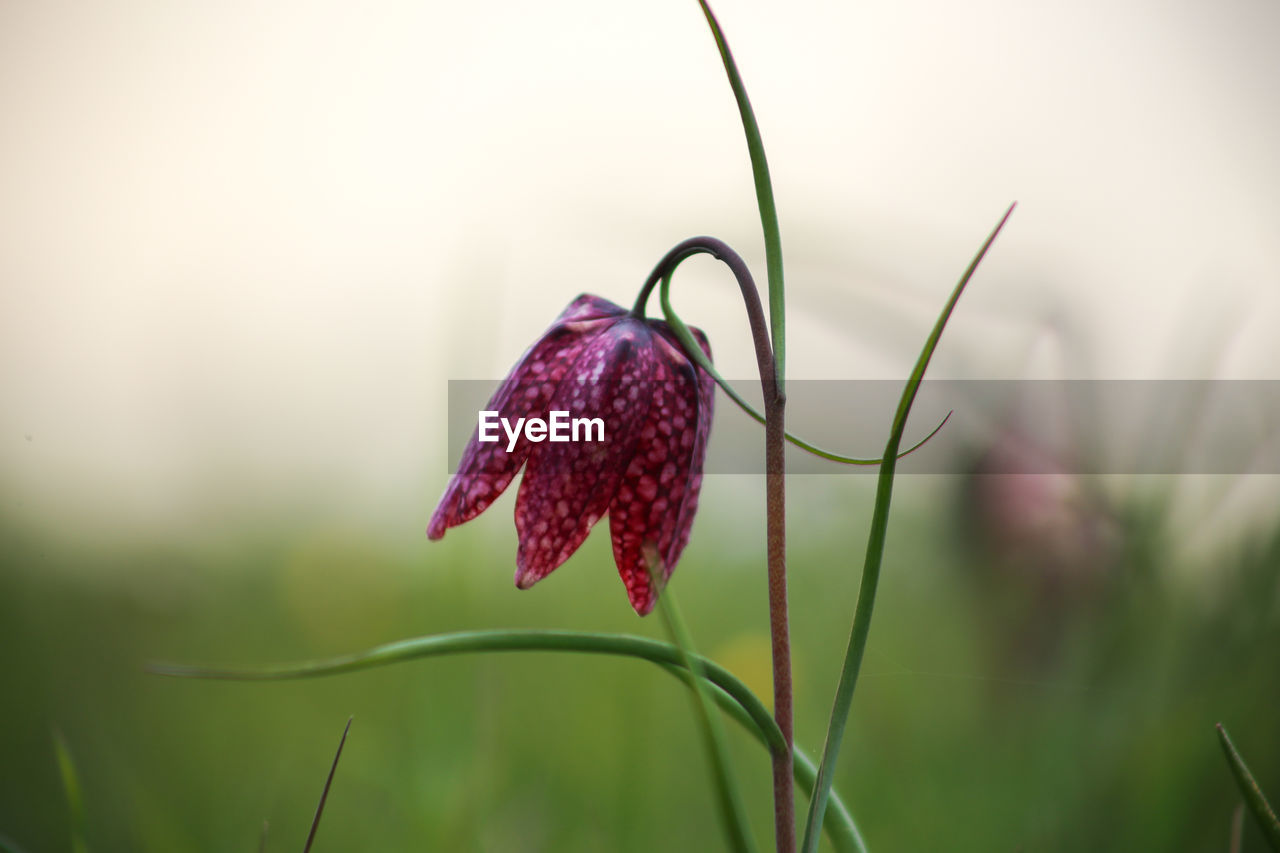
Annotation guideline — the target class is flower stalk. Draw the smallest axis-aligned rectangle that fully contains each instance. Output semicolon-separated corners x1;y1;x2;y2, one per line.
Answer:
690;3;793;843
764;375;792;852
635;234;793;851
691;1;793;843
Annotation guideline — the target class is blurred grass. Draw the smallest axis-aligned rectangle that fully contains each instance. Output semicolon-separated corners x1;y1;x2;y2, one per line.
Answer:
1;478;1278;851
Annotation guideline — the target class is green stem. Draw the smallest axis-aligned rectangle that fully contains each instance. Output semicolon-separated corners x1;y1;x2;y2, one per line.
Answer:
1217;723;1280;850
633;232;793;851
657;588;759;853
660;665;866;853
692;5;789;844
152;629;865;851
800;204;1016;853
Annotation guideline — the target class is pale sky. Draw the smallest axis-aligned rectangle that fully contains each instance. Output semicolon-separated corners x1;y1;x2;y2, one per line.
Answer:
2;0;1278;544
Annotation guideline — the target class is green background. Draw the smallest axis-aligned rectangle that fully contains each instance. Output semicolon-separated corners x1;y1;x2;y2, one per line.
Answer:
3;474;1276;851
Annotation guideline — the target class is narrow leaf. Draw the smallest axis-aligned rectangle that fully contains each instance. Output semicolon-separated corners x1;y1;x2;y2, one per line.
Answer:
152;628;863;851
52;729;88;853
303;717;353;853
659;261;952;465
150;629;780;742
1217;723;1280;850
801;204;1016;853
697;0;786;391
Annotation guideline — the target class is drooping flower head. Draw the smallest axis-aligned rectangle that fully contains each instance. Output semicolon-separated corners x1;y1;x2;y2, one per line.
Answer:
428;294;714;615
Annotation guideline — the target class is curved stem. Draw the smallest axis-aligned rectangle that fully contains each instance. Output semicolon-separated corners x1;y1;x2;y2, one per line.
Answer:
675;4;790;846
153;629;865;852
633;237;775;399
636;235;793;853
695;0;786;393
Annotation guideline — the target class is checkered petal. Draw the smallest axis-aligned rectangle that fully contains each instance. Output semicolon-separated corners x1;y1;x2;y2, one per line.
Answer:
512;320;657;589
427;295;626;540
608;324;714;614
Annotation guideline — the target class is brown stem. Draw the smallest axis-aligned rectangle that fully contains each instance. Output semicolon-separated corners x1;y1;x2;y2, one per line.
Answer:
637;236;793;851
764;379;791;852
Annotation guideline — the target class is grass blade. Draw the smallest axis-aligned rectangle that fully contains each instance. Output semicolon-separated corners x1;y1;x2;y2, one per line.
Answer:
52;729;88;853
150;629;781;744
1217;723;1280;850
303;717;352;853
800;204;1016;853
153;628;865;851
696;0;786;391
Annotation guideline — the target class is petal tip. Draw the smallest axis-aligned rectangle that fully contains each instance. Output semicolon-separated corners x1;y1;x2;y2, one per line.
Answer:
629;594;657;617
426;509;449;540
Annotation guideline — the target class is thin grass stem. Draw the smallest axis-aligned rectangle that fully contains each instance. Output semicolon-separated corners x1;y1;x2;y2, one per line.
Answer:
656;588;759;853
303;717;352;853
1217;723;1280;850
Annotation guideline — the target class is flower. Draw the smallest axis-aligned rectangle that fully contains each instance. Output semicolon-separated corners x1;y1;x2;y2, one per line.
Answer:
428;294;715;615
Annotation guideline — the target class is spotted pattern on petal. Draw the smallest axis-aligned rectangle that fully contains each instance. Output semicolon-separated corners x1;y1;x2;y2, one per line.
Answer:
654;323;715;573
427;291;716;618
513;319;656;589
427;295;627;540
609;323;714;615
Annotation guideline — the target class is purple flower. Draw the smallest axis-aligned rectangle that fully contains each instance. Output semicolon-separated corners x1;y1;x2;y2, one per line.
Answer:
428;294;715;615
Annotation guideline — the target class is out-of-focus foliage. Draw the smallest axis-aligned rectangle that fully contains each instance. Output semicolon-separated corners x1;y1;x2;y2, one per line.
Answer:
1;481;1277;851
